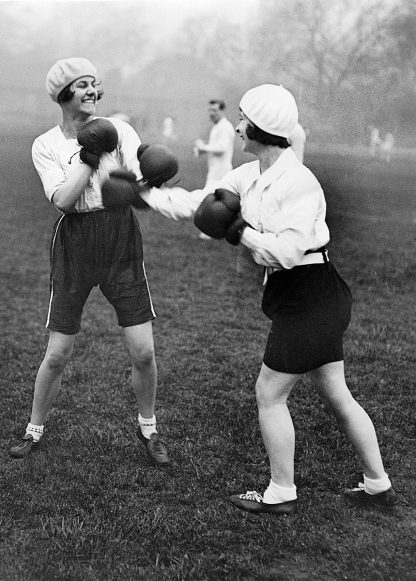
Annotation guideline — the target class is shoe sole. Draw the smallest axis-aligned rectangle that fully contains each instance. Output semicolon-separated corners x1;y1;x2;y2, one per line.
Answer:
343;488;399;508
230;497;297;515
9;444;38;459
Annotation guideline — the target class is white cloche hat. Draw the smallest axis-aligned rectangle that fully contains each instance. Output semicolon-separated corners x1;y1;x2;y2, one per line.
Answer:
240;84;298;138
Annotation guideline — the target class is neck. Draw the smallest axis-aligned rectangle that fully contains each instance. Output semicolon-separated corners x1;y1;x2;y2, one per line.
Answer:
257;146;284;173
60;110;95;139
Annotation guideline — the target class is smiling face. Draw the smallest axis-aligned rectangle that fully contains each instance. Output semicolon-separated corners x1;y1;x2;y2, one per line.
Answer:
236;109;258;155
62;75;98;118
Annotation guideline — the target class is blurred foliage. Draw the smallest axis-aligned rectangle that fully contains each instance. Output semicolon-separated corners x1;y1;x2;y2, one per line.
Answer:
0;0;415;145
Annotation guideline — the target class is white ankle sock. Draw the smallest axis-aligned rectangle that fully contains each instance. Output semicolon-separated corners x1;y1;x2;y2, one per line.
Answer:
263;479;297;504
138;414;157;439
363;473;391;495
26;423;44;442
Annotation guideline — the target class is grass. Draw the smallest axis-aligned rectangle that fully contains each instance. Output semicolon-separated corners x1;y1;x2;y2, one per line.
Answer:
0;137;415;580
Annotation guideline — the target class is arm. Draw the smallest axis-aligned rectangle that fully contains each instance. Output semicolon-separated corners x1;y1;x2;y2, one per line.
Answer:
229;182;329;270
52;165;94;212
56;119;118;212
32;137;94;213
195;123;235;156
195;138;228;155
140;187;209;220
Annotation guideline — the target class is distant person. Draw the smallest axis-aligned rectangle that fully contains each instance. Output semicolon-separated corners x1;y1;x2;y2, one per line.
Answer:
161;116;177;144
194;99;235;239
380;132;395;163
108;84;398;514
288;122;307;162
369;127;382;157
194;99;235;189
9;57;171;467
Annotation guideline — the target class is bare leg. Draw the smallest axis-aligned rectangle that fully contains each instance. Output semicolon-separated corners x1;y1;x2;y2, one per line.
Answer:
30;331;76;425
123;322;157;418
308;361;386;479
256;363;300;487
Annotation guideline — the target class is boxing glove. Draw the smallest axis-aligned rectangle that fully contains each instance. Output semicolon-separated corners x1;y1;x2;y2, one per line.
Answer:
137;143;179;187
101;170;149;209
225;214;249;245
194;190;241;239
214;188;241;213
78;118;119;169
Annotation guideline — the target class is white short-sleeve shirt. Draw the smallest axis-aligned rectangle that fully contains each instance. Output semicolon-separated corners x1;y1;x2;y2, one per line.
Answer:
32;117;142;213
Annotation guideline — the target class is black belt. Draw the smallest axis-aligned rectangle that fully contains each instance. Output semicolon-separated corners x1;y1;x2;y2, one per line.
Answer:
305;246;328;262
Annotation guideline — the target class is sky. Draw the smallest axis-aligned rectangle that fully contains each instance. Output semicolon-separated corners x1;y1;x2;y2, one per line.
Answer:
0;0;258;24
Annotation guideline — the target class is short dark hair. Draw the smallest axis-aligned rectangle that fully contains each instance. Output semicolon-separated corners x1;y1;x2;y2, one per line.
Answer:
58;81;104;104
246;122;290;147
209;99;225;110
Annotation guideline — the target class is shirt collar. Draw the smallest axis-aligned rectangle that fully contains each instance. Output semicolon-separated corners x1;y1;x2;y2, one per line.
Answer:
252;147;298;193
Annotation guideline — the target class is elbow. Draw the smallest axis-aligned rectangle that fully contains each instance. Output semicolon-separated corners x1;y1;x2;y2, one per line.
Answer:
51;194;73;213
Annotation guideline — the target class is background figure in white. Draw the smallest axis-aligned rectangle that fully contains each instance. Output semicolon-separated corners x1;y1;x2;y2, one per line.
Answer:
380;132;395;163
370;127;382;157
194;99;236;238
288;122;307;163
162;116;177;144
194;99;235;190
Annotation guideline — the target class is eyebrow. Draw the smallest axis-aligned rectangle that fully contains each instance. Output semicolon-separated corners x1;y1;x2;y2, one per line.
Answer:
75;78;96;85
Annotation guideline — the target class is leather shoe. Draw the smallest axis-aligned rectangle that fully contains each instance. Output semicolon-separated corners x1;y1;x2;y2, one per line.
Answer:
230;490;297;515
344;484;398;507
137;430;171;466
9;434;39;459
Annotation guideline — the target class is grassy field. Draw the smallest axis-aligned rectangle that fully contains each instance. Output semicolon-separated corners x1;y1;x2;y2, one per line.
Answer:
0;137;415;581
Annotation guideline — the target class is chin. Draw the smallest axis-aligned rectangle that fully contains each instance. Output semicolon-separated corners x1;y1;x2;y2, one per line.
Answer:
82;105;96;115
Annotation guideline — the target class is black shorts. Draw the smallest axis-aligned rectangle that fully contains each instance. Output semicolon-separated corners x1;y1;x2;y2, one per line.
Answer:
47;207;155;335
262;263;352;374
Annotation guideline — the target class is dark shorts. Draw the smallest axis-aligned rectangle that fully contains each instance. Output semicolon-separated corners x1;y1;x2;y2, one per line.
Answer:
47;207;155;335
262;263;352;374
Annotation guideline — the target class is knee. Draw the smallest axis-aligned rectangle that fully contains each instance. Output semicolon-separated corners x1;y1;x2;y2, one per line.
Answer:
255;375;284;408
131;345;156;370
44;348;72;373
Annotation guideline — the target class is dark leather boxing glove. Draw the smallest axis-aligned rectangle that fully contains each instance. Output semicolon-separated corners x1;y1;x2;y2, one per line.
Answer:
225;213;249;245
137;143;179;187
214;188;241;213
101;170;149;209
78;118;119;169
193;189;241;239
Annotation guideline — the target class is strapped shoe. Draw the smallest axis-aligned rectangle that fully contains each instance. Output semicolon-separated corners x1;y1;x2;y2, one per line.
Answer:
137;430;171;466
344;483;399;507
9;434;39;459
230;490;297;515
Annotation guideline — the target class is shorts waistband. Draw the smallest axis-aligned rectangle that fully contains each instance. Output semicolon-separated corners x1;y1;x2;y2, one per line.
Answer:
298;249;329;266
264;249;329;281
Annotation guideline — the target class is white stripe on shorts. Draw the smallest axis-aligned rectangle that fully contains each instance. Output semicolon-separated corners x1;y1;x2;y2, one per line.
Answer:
45;215;65;328
142;260;156;318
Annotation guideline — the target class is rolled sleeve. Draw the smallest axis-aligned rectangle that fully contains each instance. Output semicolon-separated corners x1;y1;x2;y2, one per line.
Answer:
140;187;209;220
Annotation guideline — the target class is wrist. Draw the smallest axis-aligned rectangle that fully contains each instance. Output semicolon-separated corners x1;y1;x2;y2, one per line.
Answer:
132;180;150;209
79;148;101;170
226;216;248;246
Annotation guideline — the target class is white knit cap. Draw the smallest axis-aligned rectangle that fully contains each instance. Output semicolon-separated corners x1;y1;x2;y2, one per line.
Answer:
46;57;97;102
239;84;298;138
